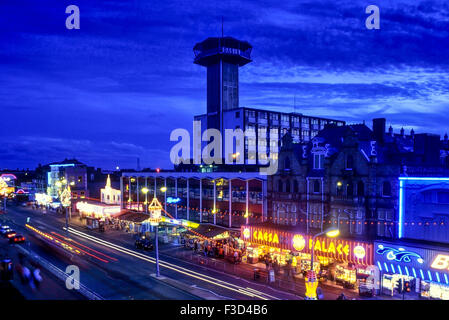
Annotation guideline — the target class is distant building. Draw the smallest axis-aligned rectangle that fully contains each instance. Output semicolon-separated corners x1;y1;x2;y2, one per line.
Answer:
46;159;88;199
101;175;121;205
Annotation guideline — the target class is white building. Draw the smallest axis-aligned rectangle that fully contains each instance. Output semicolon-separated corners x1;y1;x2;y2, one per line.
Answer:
101;175;121;205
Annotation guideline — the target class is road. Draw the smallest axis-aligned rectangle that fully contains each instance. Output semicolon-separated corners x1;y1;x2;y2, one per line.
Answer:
1;204;300;300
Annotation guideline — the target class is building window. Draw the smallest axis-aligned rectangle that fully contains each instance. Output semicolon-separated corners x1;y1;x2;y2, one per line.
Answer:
382;181;392;197
313;180;320;193
284;157;291;170
357;181;365;197
346;155;354;170
235;111;240;118
347;182;354;197
278;180;284;192
78;176;83;183
313;154;324;170
286;181;291;193
293;180;299;193
437;191;449;204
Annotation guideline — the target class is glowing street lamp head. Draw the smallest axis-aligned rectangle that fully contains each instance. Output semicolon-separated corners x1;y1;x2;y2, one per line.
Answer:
325;229;340;238
141;187;149;194
160;187;167;193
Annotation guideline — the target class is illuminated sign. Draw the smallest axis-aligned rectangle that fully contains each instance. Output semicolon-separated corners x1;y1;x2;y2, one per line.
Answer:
241;225;373;265
253;230;279;244
293;234;305;251
166;197;182;204
376;244;424;264
354;245;366;259
431;255;449;271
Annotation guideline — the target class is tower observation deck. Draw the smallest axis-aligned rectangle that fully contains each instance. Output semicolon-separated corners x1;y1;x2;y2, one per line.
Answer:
194;37;252;133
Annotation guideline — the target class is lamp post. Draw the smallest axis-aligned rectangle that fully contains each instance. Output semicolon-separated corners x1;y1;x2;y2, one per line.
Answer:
148;190;162;278
142;187;149;213
305;227;340;300
61;185;72;230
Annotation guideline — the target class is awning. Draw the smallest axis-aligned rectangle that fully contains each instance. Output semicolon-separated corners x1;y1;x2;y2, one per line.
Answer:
183;224;230;239
117;211;151;224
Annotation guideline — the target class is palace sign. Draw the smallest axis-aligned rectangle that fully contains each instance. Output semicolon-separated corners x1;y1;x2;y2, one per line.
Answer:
241;225;373;266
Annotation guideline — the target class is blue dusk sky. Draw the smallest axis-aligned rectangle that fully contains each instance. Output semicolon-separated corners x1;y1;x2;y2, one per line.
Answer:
1;0;449;170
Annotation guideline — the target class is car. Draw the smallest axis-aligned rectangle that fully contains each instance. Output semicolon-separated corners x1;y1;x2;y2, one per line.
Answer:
4;230;17;239
9;234;25;244
0;225;11;231
135;238;154;251
0;228;13;236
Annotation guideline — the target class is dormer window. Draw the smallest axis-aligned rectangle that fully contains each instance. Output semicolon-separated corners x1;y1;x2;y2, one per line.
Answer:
346;155;354;170
284;157;291;170
313;154;324;170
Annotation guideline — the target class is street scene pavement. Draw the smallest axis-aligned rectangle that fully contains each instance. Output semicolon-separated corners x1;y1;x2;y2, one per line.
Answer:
0;204;409;300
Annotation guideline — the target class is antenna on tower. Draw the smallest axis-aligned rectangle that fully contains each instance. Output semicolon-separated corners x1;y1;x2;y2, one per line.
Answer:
293;94;297;113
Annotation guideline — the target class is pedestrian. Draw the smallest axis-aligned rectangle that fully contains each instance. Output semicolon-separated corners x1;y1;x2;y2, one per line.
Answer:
32;268;42;289
234;250;238;264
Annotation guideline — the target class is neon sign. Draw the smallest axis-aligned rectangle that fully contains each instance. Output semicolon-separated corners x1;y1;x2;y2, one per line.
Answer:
253;230;279;244
166;197;181;204
354;245;366;259
242;225;373;265
431;254;449;271
376;244;424;264
293;234;305;251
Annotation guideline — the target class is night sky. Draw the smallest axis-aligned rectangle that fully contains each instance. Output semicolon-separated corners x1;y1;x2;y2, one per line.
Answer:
1;0;449;170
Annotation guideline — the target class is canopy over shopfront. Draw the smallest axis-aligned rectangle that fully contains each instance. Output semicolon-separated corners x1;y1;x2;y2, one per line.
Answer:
76;200;122;219
241;224;373;266
183;224;234;240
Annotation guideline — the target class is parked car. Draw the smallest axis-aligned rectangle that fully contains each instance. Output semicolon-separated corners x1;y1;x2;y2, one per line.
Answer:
135;238;154;251
9;234;25;244
4;230;17;239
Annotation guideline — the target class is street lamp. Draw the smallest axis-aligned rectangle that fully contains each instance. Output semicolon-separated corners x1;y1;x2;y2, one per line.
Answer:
305;227;340;300
310;227;340;274
61;185;72;230
141;187;149;213
148;190;162;278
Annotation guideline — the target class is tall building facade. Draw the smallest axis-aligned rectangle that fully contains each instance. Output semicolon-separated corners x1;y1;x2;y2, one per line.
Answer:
193;36;345;166
268;118;449;240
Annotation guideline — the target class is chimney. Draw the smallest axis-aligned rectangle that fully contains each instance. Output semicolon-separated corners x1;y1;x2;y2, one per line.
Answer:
410;128;415;138
388;125;393;136
373;118;386;144
400;127;405;137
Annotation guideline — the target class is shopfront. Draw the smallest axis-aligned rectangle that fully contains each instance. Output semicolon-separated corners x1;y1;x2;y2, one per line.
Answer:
375;241;449;300
241;225;377;294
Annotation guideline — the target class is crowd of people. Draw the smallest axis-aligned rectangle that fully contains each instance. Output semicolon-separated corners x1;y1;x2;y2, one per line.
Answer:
181;235;246;264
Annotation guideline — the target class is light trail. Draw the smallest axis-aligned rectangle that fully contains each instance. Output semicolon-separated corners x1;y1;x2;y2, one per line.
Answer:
26;224;109;263
66;227;279;300
50;231;118;262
